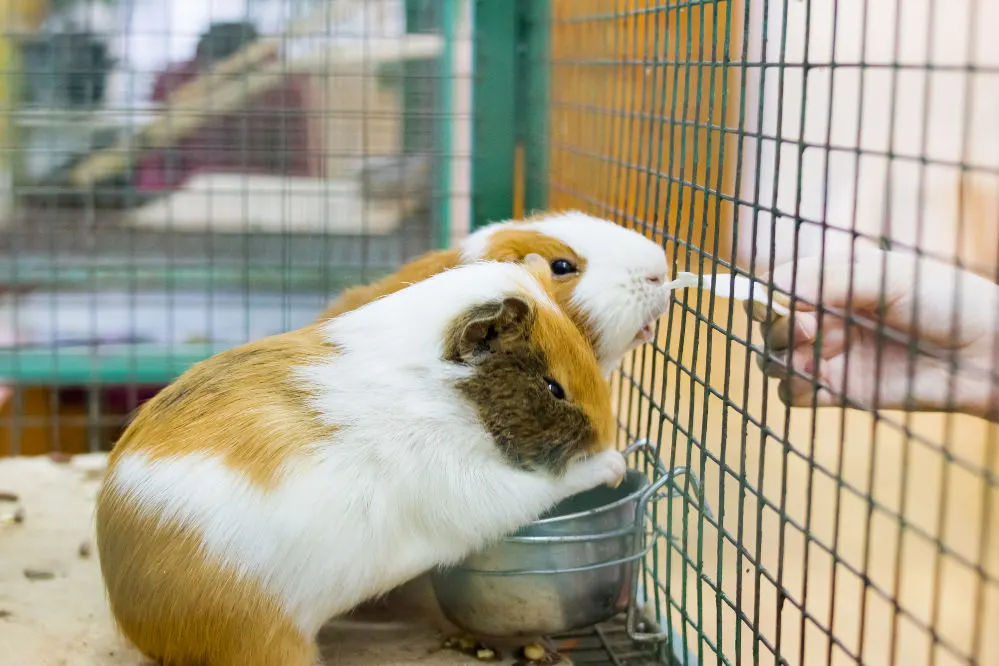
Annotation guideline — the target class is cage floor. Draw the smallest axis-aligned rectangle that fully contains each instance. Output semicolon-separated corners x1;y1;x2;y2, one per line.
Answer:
0;453;667;666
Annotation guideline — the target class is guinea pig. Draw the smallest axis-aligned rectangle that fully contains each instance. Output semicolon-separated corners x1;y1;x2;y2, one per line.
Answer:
94;257;626;666
320;210;670;376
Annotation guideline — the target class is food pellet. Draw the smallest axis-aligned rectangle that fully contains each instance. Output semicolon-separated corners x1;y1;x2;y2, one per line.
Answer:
475;648;496;661
23;568;55;581
523;644;547;661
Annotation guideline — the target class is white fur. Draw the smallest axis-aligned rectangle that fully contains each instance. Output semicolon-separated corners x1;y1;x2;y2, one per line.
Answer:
461;211;670;374
105;261;624;638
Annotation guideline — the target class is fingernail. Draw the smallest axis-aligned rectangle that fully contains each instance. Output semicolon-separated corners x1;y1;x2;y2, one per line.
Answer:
794;316;817;343
778;380;792;405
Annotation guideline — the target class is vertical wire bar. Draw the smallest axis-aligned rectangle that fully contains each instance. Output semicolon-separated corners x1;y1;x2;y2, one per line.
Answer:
855;0;905;656
677;6;707;662
928;0;975;661
125;0;140;452
825;0;871;662
687;1;719;661
789;0;824;662
436;0;458;249
887;0;933;663
693;0;739;659
613;5;643;583
767;0;799;661
641;5;677;646
596;1;622;218
609;1;634;228
627;5;658;491
358;3;371;289
438;0;457;247
971;12;999;645
631;4;669;651
730;0;761;659
748;0;793;659
663;0;694;658
743;0;778;653
635;2;663;443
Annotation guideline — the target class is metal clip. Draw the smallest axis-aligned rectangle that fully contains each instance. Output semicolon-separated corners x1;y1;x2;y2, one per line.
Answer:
623;439;714;644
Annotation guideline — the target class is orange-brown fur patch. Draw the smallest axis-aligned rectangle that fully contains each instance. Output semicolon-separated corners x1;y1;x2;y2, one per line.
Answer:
528;300;615;454
110;324;338;489
520;256;614;451
96;485;316;666
484;228;599;352
319;248;463;320
315;222;599;352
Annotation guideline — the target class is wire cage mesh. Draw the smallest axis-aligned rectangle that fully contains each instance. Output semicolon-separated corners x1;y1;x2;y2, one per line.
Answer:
0;0;997;665
0;0;472;456
542;1;999;665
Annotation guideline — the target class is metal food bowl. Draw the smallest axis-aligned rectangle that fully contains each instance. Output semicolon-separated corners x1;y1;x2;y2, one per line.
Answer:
430;469;653;638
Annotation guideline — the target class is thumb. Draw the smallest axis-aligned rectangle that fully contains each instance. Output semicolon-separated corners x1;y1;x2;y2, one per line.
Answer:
766;250;900;316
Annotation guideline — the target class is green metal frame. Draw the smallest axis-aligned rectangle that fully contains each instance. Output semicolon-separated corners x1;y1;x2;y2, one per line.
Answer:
471;0;517;229
519;0;551;216
470;0;551;231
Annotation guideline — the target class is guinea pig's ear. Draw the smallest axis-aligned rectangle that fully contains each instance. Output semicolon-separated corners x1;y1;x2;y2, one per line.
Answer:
522;253;553;289
446;296;534;363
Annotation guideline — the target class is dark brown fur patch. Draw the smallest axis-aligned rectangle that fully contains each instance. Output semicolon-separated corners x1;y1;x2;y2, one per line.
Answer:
445;292;612;475
454;345;596;474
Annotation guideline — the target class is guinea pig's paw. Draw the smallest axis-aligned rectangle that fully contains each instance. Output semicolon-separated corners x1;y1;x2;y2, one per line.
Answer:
593;449;628;488
562;449;627;494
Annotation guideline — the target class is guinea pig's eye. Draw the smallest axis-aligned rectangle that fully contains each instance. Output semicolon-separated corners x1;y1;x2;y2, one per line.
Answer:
544;377;566;400
550;259;578;276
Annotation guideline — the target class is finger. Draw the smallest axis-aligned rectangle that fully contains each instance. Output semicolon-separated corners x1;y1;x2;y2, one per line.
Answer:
788;324;849;364
763;312;819;352
766;250;903;316
757;347;791;380
777;375;839;408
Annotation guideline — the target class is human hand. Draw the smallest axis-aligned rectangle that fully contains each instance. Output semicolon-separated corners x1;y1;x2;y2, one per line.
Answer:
748;250;999;421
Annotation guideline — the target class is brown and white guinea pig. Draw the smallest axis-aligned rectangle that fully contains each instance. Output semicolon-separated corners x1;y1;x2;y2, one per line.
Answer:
320;210;670;376
94;257;626;666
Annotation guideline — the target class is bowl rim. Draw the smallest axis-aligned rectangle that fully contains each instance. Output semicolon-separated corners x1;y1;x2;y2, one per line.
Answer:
432;547;646;577
502;523;646;544
527;468;651;527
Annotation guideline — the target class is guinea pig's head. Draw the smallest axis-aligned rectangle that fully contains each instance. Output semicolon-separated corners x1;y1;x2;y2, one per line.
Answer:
443;259;615;475
461;210;669;374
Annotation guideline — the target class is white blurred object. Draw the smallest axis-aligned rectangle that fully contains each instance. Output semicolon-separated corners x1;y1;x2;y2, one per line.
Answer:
109;0;407;107
736;0;999;278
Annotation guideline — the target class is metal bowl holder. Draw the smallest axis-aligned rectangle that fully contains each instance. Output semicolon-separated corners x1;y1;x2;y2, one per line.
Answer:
454;438;712;646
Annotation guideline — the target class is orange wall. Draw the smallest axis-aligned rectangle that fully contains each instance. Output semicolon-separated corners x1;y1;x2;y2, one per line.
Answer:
548;0;741;271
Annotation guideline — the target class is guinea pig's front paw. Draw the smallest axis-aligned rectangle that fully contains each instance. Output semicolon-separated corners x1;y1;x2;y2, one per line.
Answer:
561;449;627;495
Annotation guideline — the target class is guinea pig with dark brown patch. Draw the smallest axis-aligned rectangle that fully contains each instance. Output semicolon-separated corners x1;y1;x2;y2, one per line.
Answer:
320;210;671;376
94;257;625;666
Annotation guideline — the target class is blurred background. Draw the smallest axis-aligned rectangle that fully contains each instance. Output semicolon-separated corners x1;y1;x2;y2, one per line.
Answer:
0;0;472;456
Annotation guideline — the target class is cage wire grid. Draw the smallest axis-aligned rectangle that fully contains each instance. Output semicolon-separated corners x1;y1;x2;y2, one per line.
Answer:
0;0;470;453
536;1;999;666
